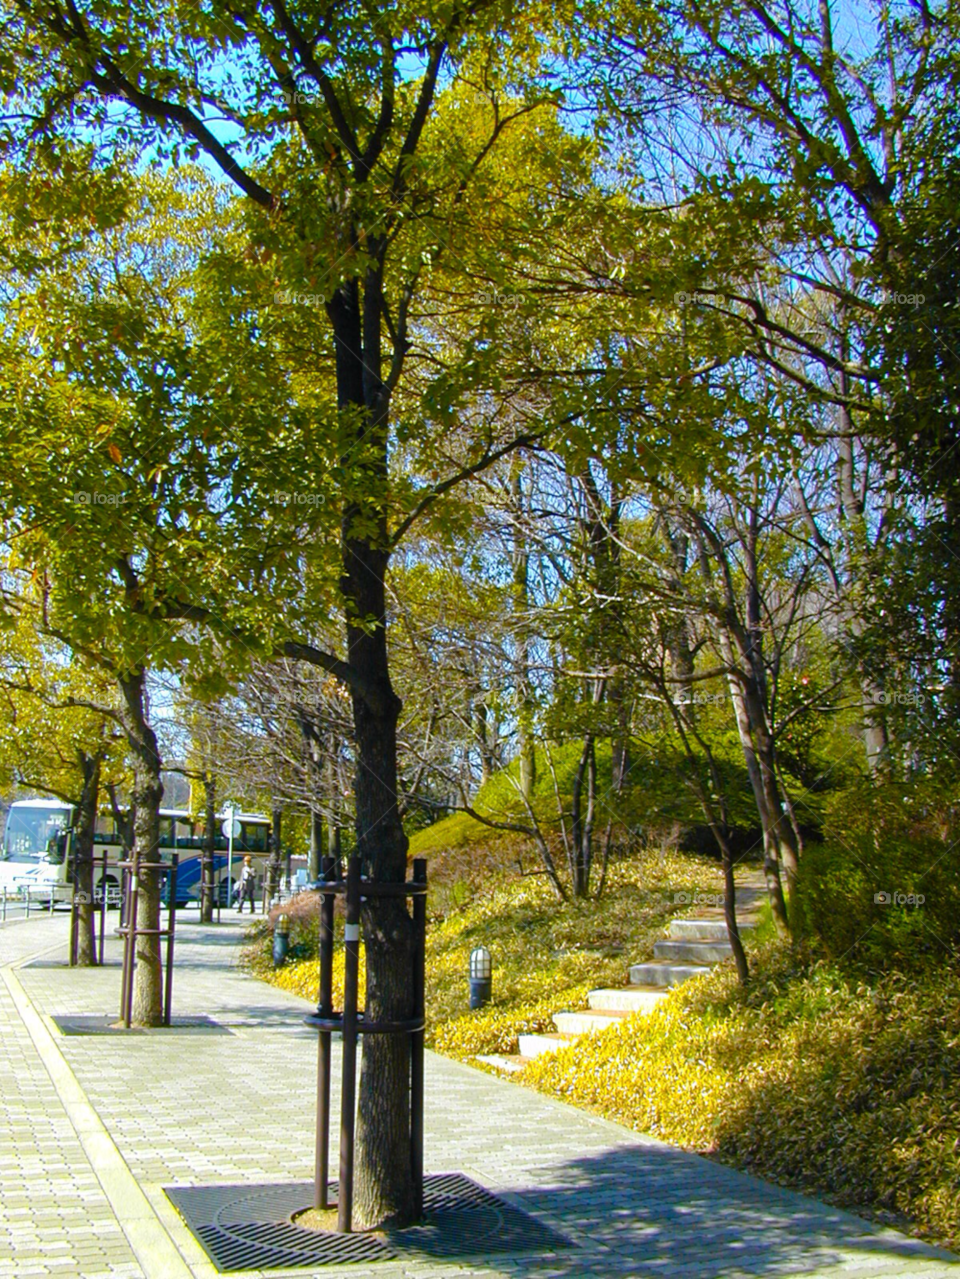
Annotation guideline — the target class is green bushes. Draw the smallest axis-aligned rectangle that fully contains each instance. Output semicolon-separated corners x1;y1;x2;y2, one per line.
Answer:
524;942;960;1250
250;844;728;1057
796;780;960;964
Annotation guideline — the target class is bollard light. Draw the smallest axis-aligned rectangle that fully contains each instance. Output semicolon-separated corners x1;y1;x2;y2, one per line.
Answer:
273;913;291;968
469;944;492;1009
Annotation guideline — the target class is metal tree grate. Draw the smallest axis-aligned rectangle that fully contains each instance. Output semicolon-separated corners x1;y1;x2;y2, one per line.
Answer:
52;1014;228;1035
165;1174;573;1272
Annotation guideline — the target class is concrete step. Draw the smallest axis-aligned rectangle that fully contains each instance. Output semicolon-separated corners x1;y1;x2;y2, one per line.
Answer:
654;939;734;964
553;1009;629;1036
517;1032;573;1059
628;960;713;988
588;987;670;1014
476;1053;528;1074
668;918;755;943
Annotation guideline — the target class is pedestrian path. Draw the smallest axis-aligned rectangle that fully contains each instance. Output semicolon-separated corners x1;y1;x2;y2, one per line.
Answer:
1;911;958;1278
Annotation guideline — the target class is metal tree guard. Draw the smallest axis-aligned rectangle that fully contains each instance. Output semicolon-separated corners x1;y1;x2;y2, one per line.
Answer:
68;843;108;967
117;853;180;1027
305;853;427;1232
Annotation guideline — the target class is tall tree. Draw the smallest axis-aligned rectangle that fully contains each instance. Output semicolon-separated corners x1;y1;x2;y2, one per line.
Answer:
0;8;575;1223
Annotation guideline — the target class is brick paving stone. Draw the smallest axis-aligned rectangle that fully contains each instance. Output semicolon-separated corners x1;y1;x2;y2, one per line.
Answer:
0;915;145;1279
3;911;960;1277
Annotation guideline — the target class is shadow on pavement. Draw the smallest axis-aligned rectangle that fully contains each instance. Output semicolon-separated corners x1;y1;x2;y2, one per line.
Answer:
502;1144;956;1277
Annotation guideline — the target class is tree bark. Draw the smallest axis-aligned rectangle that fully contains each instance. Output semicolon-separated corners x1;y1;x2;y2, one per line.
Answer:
74;752;101;966
201;772;216;923
118;669;165;1027
309;808;322;881
265;806;283;903
512;465;537;801
569;734;596;898
328;266;416;1228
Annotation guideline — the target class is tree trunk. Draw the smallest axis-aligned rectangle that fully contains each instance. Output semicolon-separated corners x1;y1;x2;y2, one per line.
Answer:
715;824;749;986
265;806;283;903
569;735;596;897
329;267;415;1228
201;772;216;923
327;810;342;880
309;808;322;881
74;752;101;966
722;652;790;933
348;555;414;1229
119;669;165;1028
836;427;892;773
512;465;536;801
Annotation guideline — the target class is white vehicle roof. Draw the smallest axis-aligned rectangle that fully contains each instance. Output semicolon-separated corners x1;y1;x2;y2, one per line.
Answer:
7;798;73;810
156;808;269;822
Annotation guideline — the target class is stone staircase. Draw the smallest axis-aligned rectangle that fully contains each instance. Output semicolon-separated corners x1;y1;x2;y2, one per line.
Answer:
478;915;754;1074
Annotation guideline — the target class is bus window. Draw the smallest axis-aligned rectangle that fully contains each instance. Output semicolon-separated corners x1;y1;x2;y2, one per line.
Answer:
240;822;269;853
1;803;71;863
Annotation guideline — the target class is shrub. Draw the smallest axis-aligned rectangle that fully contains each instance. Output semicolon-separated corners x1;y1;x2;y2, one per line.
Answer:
524;941;960;1250
796;779;960;964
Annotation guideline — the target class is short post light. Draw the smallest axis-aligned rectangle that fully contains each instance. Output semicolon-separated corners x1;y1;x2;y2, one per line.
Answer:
273;912;291;968
469;944;492;1009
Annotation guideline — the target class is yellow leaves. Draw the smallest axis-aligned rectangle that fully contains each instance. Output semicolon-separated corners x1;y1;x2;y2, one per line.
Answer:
524;941;960;1251
106;442;122;465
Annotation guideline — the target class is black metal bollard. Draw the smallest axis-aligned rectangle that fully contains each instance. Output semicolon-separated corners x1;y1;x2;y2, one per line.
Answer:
272;913;291;967
469;945;492;1009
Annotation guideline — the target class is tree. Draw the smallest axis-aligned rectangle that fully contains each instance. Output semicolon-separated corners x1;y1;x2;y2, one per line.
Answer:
1;6;579;1223
0;602;127;962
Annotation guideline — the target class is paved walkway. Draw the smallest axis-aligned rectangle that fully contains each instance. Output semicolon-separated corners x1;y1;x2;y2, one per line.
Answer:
1;912;957;1279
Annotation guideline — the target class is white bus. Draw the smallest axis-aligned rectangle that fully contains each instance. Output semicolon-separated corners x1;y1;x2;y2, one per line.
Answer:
2;799;277;907
0;799;73;898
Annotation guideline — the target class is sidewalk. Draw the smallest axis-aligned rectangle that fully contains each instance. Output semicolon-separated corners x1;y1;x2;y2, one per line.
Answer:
1;912;957;1279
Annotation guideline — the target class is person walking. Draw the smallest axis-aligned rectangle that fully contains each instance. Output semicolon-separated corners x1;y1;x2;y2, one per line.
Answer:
237;855;256;914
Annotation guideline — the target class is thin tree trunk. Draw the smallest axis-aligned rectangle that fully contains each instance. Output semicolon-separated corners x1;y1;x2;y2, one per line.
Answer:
569;735;596;898
715;823;749;985
119;669;164;1028
719;638;790;933
329;266;416;1229
309;808;322;881
327;811;342;880
201;772;216;924
265;806;283;903
74;752;101;966
512;463;537;801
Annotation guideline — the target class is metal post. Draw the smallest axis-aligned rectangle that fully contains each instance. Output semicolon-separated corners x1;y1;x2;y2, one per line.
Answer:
314;856;335;1210
411;858;426;1219
68;831;78;966
120;860;139;1028
163;854;179;1026
2;887;6;923
227;806;235;914
98;851;107;967
338;855;361;1233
